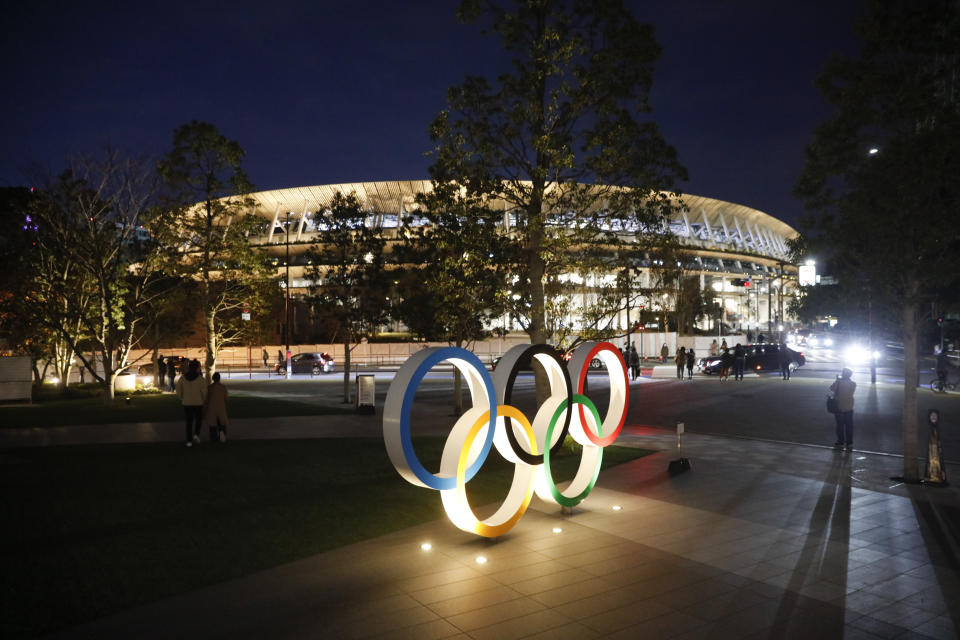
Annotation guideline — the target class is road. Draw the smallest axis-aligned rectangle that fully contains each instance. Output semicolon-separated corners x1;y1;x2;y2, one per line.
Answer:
221;346;960;465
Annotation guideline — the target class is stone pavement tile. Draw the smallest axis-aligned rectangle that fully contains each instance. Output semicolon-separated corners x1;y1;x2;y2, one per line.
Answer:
707;598;784;637
865;600;939;630
606;610;709;640
508;567;600;596
465;608;573;640
578;598;675;635
913;614;960;640
443;595;547;632
896;585;951;615
677;586;771;622
529;576;618;608
326;603;441;639
408;575;503;605
550;582;647;620
848;612;914;639
425;584;522;618
861;573;937;600
482;558;574;586
395;566;487;593
366;617;463;640
841;588;895;615
648;576;738;610
521;621;602;640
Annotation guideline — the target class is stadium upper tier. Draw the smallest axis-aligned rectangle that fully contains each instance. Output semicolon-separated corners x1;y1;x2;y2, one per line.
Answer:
245;180;797;265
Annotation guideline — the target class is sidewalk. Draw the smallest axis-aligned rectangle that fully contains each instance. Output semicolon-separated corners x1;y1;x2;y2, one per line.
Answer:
38;421;960;639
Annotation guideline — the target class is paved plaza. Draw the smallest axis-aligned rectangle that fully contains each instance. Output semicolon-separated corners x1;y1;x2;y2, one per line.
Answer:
19;413;958;640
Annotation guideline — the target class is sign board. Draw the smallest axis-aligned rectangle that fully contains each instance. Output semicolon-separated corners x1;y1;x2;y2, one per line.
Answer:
356;374;375;414
676;422;685;435
241;312;251;321
798;264;817;286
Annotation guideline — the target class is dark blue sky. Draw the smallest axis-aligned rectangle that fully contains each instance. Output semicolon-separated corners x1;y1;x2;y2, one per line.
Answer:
2;0;864;227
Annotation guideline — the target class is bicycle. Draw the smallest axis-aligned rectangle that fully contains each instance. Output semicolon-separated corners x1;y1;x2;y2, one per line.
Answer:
930;377;957;393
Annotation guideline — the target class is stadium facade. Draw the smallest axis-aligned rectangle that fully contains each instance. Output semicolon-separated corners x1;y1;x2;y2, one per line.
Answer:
243;180;799;335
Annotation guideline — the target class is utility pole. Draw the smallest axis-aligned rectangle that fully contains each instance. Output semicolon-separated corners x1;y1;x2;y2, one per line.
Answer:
285;211;291;380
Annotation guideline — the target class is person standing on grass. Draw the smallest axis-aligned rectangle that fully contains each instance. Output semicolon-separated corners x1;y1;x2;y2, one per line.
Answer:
204;372;229;443
830;367;856;448
176;359;207;447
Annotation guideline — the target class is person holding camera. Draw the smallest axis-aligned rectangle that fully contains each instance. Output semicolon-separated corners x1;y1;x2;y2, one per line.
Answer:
830;368;857;448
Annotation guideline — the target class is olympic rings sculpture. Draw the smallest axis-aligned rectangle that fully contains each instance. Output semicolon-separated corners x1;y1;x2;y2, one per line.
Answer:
383;342;629;538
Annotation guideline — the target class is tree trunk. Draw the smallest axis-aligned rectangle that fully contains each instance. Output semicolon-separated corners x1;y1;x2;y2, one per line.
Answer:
453;338;463;416
205;304;217;383
342;335;352;403
901;302;920;482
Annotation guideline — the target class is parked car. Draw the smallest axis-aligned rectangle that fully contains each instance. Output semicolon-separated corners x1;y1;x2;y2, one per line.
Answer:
698;343;805;375
274;352;335;375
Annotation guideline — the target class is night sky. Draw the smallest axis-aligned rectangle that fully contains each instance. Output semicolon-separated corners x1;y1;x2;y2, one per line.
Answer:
2;0;865;228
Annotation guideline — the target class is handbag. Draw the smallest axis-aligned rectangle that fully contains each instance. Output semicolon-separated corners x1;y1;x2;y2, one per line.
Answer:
826;395;839;414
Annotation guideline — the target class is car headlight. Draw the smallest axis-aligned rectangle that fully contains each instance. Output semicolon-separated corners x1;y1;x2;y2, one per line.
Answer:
809;337;818;346
824;337;834;347
843;345;871;365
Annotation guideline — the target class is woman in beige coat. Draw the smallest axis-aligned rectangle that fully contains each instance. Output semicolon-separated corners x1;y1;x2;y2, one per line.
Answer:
204;372;229;442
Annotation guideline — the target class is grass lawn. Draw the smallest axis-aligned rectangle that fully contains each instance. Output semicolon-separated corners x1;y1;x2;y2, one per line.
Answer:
0;385;349;429
0;438;653;638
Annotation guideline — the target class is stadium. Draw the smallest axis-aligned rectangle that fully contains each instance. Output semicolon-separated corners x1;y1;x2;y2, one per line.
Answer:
242;180;799;337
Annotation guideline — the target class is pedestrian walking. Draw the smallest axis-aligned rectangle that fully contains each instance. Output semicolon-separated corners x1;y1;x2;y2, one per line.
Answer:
719;348;732;380
733;343;746;381
675;347;686;380
168;358;178;392
778;343;792;380
205;372;229;443
176;359;207;447
830;368;857;448
628;345;640;381
157;356;167;390
262;348;269;369
686;348;695;380
660;343;669;363
746;330;754;343
721;338;727;351
709;339;718;357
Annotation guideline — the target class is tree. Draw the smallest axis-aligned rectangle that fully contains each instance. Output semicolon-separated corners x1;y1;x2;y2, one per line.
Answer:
305;192;390;403
153;121;274;380
795;0;960;481
397;184;509;413
24;152;168;402
427;0;686;346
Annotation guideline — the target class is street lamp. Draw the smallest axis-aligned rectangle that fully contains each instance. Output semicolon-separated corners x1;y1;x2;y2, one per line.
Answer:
285;211;291;380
